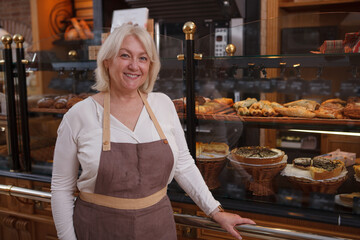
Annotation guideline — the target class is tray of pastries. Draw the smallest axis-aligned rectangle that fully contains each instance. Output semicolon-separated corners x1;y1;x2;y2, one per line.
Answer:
29;93;92;113
173;96;360;126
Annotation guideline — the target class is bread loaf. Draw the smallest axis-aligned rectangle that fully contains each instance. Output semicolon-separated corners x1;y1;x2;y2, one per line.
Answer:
37;97;55;108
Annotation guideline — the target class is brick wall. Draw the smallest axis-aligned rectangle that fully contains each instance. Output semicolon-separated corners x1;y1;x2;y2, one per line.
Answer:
0;0;32;28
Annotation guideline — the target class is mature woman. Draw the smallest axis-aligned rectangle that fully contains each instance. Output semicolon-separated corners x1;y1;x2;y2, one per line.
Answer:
51;23;255;240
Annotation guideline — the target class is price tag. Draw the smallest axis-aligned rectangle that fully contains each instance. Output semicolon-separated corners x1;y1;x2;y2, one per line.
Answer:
226;183;245;200
221;79;236;91
276;188;302;207
308;79;332;95
239;76;259;93
353;197;360;215
236;79;247;91
309;192;334;211
272;78;287;93
339;80;356;97
286;77;308;95
259;78;273;93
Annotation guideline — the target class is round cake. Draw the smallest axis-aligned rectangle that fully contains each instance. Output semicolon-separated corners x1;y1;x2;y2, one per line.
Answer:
230;146;284;165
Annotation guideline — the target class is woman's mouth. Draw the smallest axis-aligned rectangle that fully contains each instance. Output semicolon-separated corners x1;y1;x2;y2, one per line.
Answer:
124;73;140;79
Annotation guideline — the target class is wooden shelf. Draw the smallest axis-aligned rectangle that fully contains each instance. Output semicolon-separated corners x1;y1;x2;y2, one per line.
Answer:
178;113;360;129
279;0;360;11
28;108;67;114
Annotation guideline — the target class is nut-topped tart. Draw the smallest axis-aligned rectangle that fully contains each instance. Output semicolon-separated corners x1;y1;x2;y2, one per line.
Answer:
230;146;285;165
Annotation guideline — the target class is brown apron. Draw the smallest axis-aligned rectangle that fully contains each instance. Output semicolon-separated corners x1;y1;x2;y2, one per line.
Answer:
73;91;177;240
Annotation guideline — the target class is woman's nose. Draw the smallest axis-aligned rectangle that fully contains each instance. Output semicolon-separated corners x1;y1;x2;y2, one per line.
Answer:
128;59;139;70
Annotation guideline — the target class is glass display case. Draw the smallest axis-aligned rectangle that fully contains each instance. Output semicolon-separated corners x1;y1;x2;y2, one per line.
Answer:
174;11;360;233
1;11;360;239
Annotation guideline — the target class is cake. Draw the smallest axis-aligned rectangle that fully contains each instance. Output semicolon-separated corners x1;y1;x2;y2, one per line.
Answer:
230;146;284;165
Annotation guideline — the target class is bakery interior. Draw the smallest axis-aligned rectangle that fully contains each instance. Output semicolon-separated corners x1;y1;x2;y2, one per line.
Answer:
0;0;360;239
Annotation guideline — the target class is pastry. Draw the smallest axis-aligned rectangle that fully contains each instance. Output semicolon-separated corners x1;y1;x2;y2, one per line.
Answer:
283;99;320;111
274;106;316;118
309;159;344;180
233;98;257;110
339;192;360;205
66;97;83;109
54;98;68;109
315;98;346;119
196;142;204;157
172;99;185;112
202;142;229;155
230;146;284;164
354;165;360;179
196;142;229;157
343;97;360;119
293;157;312;170
214;98;234;106
37;97;55;108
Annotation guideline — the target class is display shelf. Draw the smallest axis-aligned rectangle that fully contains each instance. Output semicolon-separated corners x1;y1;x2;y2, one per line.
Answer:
178;113;360;131
28;108;67;114
210;53;360;68
279;0;360;12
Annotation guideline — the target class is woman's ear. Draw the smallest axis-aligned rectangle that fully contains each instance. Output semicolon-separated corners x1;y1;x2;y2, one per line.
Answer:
104;59;109;68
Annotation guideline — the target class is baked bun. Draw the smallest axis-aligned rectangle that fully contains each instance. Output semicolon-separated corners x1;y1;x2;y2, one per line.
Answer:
230;146;284;165
293;157;312;170
54;98;68;109
309;159;344;180
37;97;55;108
66;97;83;109
214;98;234;106
343;97;360;119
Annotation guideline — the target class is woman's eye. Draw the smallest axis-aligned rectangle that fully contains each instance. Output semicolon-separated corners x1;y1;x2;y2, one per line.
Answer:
139;56;148;61
120;53;130;58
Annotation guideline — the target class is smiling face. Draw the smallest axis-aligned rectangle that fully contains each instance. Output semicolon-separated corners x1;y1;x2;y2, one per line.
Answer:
105;34;150;95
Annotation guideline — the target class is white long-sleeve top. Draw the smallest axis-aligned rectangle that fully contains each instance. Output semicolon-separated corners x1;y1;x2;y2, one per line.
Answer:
51;92;220;240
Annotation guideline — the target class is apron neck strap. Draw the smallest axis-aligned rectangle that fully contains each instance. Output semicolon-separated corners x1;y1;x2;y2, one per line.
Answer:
102;90;167;152
138;90;167;141
102;92;111;151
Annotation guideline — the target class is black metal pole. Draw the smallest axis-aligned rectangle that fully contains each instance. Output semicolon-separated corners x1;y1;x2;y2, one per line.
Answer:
1;35;20;171
14;34;31;172
183;22;196;159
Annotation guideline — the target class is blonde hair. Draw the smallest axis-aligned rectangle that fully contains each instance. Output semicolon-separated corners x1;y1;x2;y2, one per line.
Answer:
92;24;160;93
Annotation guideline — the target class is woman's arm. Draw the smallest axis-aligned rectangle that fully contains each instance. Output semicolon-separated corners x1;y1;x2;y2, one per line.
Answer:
169;98;256;239
51;116;79;240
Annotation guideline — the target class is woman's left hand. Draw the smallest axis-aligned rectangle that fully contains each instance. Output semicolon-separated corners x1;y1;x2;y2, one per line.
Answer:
212;211;256;240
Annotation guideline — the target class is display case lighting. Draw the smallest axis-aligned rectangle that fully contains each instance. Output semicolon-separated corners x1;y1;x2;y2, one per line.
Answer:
288;129;360;137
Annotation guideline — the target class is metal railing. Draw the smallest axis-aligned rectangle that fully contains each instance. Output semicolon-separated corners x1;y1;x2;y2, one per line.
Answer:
0;184;351;240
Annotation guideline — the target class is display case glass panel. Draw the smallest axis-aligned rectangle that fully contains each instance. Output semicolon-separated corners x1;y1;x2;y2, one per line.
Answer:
169;12;360;227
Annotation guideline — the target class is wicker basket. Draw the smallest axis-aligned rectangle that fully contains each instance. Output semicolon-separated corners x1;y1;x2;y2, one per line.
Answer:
196;156;228;190
287;175;348;194
229;158;287;196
